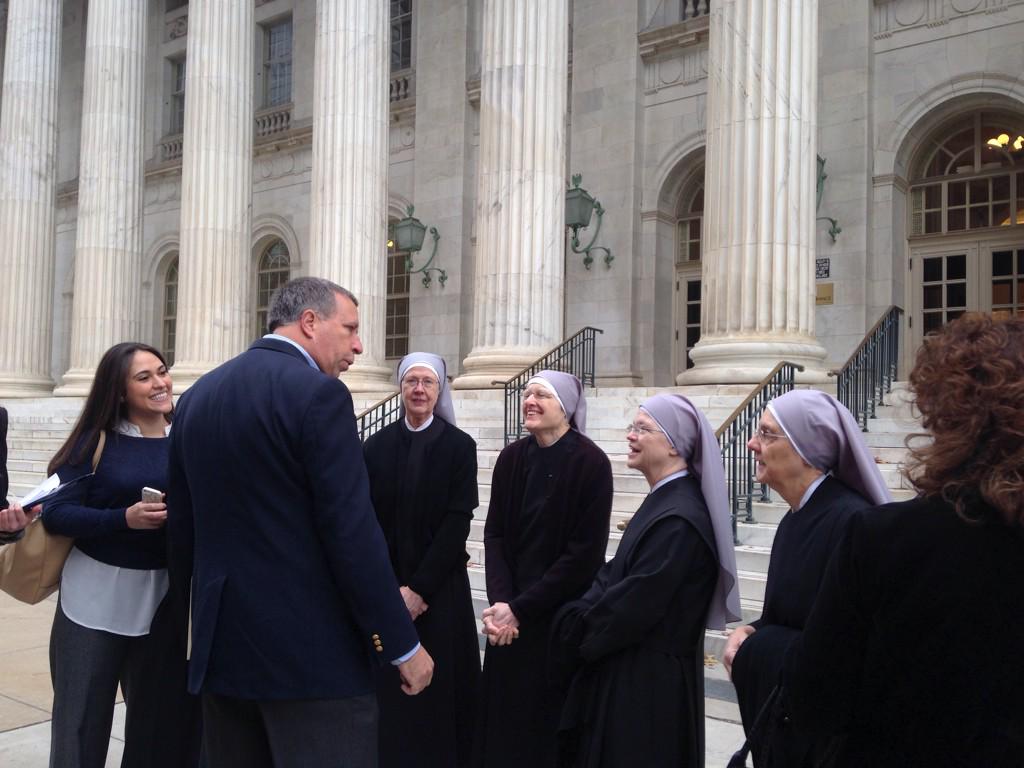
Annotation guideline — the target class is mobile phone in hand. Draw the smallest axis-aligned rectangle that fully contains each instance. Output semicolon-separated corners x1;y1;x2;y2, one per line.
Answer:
141;487;164;503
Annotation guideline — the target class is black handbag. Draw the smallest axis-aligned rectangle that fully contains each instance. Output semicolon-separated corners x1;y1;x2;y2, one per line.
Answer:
727;685;781;768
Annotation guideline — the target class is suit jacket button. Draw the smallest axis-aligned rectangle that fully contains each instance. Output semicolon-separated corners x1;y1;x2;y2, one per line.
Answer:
375;646;384;653
372;634;380;640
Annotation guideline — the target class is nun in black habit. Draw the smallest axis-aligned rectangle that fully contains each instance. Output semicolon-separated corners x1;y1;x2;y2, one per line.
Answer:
552;393;741;768
363;352;480;768
722;390;892;767
474;371;613;768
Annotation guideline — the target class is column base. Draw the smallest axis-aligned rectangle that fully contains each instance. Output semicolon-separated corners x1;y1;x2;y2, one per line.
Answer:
451;346;549;390
53;367;98;397
677;335;831;385
340;360;396;394
0;373;56;398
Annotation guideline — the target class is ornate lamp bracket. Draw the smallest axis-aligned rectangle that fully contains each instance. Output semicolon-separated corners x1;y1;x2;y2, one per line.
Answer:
566;174;614;270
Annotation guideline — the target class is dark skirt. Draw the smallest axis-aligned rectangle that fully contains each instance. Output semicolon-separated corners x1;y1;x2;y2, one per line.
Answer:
377;567;480;768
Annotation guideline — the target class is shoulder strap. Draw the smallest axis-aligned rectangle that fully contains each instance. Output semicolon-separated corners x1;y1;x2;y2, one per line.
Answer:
91;431;106;472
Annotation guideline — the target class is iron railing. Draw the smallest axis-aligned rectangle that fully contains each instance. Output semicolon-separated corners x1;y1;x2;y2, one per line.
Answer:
496;327;604;446
355;391;403;442
829;306;903;431
714;362;804;541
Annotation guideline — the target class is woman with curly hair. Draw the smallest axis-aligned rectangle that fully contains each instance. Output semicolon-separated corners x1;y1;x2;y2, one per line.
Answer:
783;313;1024;767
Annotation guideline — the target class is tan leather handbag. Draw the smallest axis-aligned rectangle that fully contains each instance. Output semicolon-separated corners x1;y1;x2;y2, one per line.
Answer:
0;431;105;605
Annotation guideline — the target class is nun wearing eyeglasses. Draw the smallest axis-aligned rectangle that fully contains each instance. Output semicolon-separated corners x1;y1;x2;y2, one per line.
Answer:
474;371;613;768
362;353;480;768
723;389;892;767
550;394;740;768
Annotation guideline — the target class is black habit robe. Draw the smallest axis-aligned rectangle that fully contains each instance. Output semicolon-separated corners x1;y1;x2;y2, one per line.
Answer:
474;429;613;768
731;475;870;766
363;416;480;768
783;496;1024;767
552;474;718;768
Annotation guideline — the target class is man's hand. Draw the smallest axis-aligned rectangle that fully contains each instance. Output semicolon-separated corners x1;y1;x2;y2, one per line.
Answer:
723;624;756;678
482;602;520;646
0;503;40;533
397;645;434;695
400;586;428;621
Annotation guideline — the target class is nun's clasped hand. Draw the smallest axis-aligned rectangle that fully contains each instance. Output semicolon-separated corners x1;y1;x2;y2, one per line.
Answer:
482;602;520;646
400;586;429;620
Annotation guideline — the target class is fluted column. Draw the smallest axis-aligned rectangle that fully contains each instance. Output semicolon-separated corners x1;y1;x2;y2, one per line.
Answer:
0;0;61;397
55;0;147;395
171;0;253;389
680;0;828;384
309;0;392;391
452;0;568;389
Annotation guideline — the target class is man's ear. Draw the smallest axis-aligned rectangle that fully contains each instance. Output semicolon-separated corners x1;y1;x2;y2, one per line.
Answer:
298;308;318;339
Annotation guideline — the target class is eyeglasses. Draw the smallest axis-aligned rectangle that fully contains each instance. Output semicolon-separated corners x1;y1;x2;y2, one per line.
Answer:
626;423;662;437
522;387;555;400
753;427;788;443
402;377;438;390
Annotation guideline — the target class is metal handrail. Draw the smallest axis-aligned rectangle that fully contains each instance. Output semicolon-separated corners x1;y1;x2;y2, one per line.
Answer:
714;361;805;542
828;306;904;431
355;391;402;442
495;327;604;445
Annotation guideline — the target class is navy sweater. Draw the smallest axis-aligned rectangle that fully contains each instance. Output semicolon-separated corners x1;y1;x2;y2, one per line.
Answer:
44;432;170;570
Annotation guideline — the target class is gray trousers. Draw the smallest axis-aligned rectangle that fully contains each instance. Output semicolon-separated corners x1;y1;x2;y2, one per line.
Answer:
201;691;378;768
48;598;199;768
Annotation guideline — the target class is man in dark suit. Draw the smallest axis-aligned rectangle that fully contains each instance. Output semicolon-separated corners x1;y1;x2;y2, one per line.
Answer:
167;277;433;767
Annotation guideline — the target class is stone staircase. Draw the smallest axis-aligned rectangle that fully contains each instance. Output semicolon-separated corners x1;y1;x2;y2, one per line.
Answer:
2;382;923;698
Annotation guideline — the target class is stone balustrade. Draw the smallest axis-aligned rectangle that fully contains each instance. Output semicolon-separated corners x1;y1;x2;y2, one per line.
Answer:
255;103;292;138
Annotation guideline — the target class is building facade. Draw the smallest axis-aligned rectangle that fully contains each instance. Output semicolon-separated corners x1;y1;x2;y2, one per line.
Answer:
0;0;1022;396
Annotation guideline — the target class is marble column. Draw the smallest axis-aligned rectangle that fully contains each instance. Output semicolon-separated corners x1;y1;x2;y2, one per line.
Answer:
452;0;568;389
680;0;828;384
0;0;61;397
55;0;147;395
309;0;392;392
171;0;253;389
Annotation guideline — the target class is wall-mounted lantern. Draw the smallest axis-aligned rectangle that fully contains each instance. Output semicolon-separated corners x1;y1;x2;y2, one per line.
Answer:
566;174;613;269
394;206;446;287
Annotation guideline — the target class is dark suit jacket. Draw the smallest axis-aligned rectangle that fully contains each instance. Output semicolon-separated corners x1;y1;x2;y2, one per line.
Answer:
1;405;8;508
784;496;1024;767
167;338;418;700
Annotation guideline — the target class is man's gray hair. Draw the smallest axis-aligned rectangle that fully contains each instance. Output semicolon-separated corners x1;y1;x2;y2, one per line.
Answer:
266;277;358;333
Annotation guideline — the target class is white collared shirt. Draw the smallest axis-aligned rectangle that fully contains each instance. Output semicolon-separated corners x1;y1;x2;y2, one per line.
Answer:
796;473;829;511
651;469;690;493
404;414;434;432
264;333;320;371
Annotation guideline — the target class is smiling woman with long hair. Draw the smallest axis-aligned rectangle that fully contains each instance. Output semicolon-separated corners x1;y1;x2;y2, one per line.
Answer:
783;313;1024;766
42;343;198;768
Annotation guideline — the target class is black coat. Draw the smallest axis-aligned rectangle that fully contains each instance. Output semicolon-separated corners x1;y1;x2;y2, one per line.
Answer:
363;417;480;768
553;474;718;768
784;496;1024;767
731;476;870;766
167;338;418;700
1;405;8;507
475;430;613;768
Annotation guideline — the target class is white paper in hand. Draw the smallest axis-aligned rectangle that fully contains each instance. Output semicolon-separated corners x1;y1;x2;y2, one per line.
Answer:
19;472;92;509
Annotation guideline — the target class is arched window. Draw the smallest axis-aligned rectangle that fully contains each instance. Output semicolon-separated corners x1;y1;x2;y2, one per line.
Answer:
907;112;1024;343
910;112;1024;236
255;239;291;337
676;181;703;264
386;221;410;359
675;174;704;369
162;256;179;366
